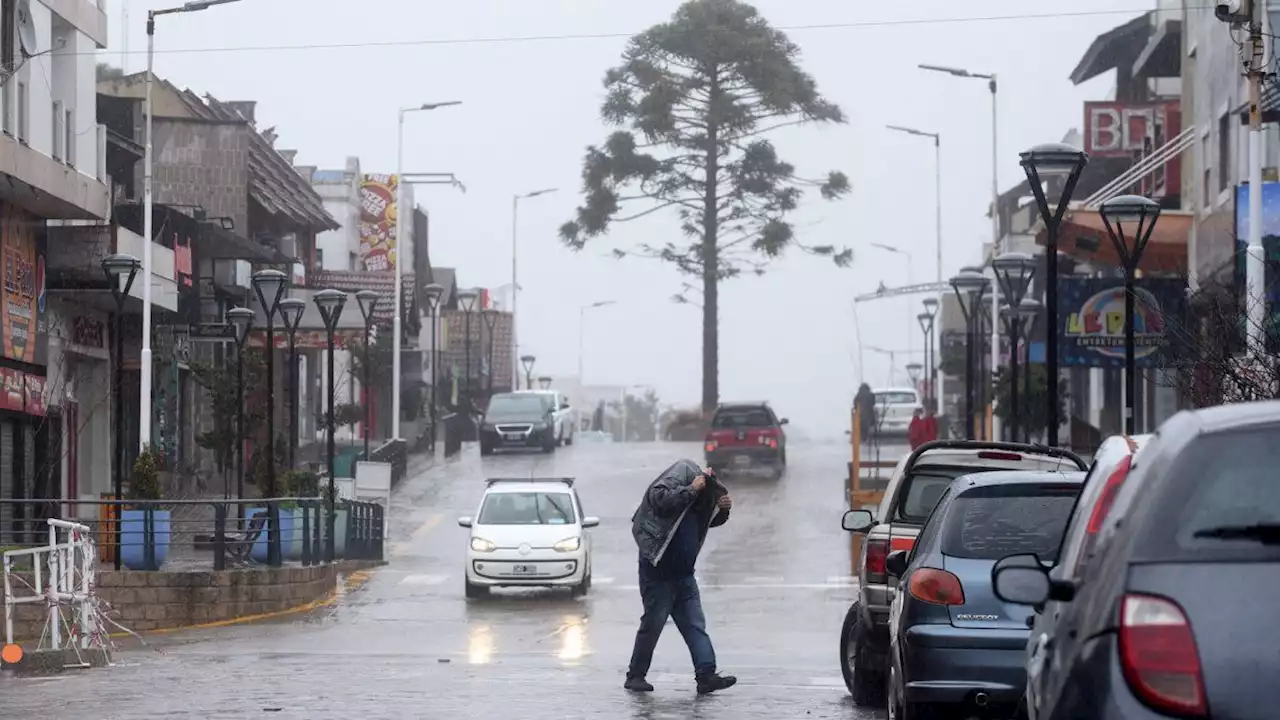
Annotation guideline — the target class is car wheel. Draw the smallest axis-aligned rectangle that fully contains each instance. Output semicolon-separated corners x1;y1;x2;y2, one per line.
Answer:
464;578;489;599
840;601;886;706
780;449;787;467
565;433;574;446
887;666;901;720
480;442;493;457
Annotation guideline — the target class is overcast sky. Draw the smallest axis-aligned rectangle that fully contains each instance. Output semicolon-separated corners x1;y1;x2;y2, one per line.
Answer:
107;0;1140;436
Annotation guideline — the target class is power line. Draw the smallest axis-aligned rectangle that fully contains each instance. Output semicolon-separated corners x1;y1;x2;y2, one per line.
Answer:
86;6;1187;59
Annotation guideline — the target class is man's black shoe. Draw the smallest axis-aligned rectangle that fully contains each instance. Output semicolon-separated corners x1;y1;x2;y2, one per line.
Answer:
696;673;737;694
624;675;654;692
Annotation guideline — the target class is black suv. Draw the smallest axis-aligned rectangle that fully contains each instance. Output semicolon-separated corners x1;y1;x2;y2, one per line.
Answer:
479;393;557;455
704;402;788;478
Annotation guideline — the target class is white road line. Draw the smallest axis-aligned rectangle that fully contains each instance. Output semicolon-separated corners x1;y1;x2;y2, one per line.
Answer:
592;576;615;584
744;575;786;583
615;583;859;591
825;576;858;585
399;574;449;586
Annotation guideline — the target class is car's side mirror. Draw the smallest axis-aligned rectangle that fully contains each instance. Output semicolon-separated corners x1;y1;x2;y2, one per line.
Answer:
841;509;875;533
457;517;473;528
561;402;570;410
885;550;909;578
780;418;790;425
992;553;1053;605
582;516;600;529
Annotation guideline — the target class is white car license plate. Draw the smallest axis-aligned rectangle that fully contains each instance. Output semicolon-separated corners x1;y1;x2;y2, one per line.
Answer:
503;433;523;441
733;455;751;467
512;564;537;575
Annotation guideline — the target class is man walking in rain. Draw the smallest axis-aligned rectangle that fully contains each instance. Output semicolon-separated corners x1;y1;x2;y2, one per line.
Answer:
625;459;737;694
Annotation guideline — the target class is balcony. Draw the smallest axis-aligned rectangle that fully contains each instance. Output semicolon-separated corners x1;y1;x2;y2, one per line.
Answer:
43;0;109;48
45;223;179;312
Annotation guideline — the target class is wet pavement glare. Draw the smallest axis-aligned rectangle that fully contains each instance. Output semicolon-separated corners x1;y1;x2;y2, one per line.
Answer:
3;440;896;719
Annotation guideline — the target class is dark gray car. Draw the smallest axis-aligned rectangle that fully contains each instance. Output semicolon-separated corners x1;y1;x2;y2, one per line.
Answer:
885;470;1084;720
994;402;1280;720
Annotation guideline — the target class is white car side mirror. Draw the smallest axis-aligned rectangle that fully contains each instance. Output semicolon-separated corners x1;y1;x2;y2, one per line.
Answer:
582;516;601;529
457;516;473;528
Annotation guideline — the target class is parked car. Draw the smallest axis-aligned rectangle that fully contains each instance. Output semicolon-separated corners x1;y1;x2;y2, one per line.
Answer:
512;390;575;446
457;477;599;598
839;440;1089;706
871;469;1084;720
1022;434;1152;718
993;403;1280;719
703;402;788;478
873;388;922;437
479;392;558;455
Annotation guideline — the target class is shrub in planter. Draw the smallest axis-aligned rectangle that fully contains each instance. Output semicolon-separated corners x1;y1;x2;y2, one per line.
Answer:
121;445;170;570
280;469;321;560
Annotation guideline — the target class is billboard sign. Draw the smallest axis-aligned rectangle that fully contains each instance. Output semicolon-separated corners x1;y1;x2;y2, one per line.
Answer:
358;174;398;273
1083;101;1181;157
1059;277;1186;368
0;202;45;364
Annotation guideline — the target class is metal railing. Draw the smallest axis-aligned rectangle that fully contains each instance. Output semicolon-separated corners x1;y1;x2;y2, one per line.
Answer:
0;498;384;572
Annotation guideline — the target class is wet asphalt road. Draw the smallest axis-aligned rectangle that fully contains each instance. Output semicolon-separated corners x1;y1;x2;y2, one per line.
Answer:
3;439;906;719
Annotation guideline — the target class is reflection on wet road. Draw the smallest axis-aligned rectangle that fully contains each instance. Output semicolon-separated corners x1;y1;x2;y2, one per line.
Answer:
3;441;889;719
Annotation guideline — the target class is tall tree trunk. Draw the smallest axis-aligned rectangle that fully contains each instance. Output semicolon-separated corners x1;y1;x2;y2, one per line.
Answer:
701;72;721;417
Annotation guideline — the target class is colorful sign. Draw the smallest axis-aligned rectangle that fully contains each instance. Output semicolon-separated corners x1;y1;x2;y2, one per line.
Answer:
0;202;44;364
245;329;361;351
358;174;399;273
0;368;44;416
1059;277;1186;368
1083;101;1181;158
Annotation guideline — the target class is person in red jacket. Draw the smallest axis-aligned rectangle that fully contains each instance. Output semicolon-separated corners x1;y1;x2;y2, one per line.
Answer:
908;407;927;449
922;402;940;443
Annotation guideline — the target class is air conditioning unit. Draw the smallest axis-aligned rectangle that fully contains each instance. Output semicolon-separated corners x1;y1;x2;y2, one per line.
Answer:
213;259;252;289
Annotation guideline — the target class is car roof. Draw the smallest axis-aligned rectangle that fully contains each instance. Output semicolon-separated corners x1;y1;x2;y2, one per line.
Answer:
716;402;770;409
511;389;557;395
950;469;1086;492
911;448;1079;473
873;387;918;394
484;482;574;495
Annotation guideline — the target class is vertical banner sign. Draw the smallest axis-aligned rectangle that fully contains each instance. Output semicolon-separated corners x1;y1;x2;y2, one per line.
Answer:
1058;277;1187;368
0;203;43;364
359;174;399;273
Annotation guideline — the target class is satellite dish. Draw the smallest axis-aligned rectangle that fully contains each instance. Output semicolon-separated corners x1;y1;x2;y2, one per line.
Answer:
16;0;37;57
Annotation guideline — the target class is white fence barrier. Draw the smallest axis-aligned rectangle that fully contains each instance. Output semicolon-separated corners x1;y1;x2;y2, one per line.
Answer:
3;518;103;662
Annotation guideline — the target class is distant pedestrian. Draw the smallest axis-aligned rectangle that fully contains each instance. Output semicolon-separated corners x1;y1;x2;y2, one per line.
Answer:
626;460;737;695
908;407;927;450
923;401;940;444
854;384;877;442
592;400;605;432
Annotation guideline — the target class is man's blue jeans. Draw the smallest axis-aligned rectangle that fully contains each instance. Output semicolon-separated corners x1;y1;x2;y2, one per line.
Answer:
627;571;716;677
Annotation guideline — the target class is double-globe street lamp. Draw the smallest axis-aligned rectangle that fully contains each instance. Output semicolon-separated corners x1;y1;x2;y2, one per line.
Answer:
226;306;254;523
102;253;141;571
1020;142;1089;446
355;290;381;459
951;268;991;440
277;298;306;470
313;289;348;563
992;252;1038;441
423;283;444;449
520;354;537;391
1099;195;1162;435
251;269;288;568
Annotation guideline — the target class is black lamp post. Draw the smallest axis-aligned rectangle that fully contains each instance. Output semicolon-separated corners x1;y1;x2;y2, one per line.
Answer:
278;298;306;471
102;253;140;571
1020;142;1088;447
457;288;479;412
226;306;254;522
313;289;347;563
423;283;444;449
992;251;1038;442
951;268;990;440
538;376;553;390
520;354;536;391
1099;195;1161;435
251;269;287;567
918;297;938;409
1013;297;1043;442
355;290;380;459
905;362;923;393
481;308;499;402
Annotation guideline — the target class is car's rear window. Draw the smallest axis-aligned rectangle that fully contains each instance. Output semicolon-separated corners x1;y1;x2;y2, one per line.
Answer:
941;484;1080;563
712;408;773;428
478;492;576;525
896;468;974;522
1172;428;1280;551
876;392;917;405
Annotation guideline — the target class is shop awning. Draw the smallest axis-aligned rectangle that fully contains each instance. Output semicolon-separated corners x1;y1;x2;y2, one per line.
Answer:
1034;207;1192;273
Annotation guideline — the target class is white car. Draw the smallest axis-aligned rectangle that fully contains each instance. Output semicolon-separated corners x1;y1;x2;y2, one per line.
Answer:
457;478;599;598
872;387;922;436
512;390;576;446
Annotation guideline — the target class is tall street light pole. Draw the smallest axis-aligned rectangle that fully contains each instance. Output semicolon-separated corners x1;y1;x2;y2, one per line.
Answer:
226;307;254;523
313;290;347;563
578;300;615;384
921;297;939;411
993;252;1038;442
885;125;943;283
512;188;557;389
142;0;244;451
393;101;461;445
456;288;480;421
423;283;444;450
278;298;306;470
919;64;999;436
520;354;536;392
252;269;287;568
481;309;499;401
1020;143;1089;446
355;290;380;459
951;268;990;440
1099;195;1161;435
1014;298;1043;442
102;254;140;572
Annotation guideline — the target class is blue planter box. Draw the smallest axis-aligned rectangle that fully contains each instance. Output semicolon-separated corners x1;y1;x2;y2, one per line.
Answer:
247;508;295;563
120;509;171;570
282;507;305;561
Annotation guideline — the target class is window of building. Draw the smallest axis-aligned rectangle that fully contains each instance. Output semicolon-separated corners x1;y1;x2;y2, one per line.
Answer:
349;252;357;271
65;107;74;166
16;81;26;142
1202;129;1212;209
315;248;324;269
1218;111;1232;194
52;100;64;160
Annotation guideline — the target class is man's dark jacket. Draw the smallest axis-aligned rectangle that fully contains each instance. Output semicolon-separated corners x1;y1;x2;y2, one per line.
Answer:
632;459;729;567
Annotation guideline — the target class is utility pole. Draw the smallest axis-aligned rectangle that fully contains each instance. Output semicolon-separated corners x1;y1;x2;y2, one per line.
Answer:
1246;0;1268;358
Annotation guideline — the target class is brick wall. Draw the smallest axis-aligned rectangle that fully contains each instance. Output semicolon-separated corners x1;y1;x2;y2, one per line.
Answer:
2;565;340;643
145;119;251;233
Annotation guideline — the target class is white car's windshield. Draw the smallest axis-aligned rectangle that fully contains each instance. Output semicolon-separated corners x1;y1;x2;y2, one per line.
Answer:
478;492;576;525
487;395;547;414
876;392;917;405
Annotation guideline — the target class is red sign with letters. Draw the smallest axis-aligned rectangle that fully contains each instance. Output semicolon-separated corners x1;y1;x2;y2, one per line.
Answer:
1083;100;1182;199
0;367;45;416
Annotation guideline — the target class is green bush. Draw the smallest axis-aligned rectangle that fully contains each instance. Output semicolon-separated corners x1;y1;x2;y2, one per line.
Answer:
127;444;164;501
283;469;320;498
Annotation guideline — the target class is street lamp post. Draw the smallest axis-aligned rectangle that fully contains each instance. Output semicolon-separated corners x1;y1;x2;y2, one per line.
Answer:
538;376;553;390
481;309;499;402
102;253;141;572
392;101;462;444
313;289;347;563
141;0;244;451
1099;195;1161;435
951;268;990;440
355;290;381;459
1020;142;1089;446
423;283;444;450
1014;298;1043;442
578;300;616;383
512;188;558;390
992;252;1038;441
226;307;254;524
885;125;943;283
278;298;306;471
871;242;915;354
906;362;923;390
918;297;939;409
251;269;288;567
456;288;480;417
520;354;536;391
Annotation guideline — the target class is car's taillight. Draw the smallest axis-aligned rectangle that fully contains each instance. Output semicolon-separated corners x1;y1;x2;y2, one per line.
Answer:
864;539;889;584
1119;593;1207;717
757;432;778;449
1088;455;1132;534
907;568;965;606
976;451;1022;461
705;440;718;452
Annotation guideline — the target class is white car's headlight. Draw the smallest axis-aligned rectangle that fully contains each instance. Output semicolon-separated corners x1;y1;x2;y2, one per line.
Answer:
470;537;497;553
553;536;581;552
